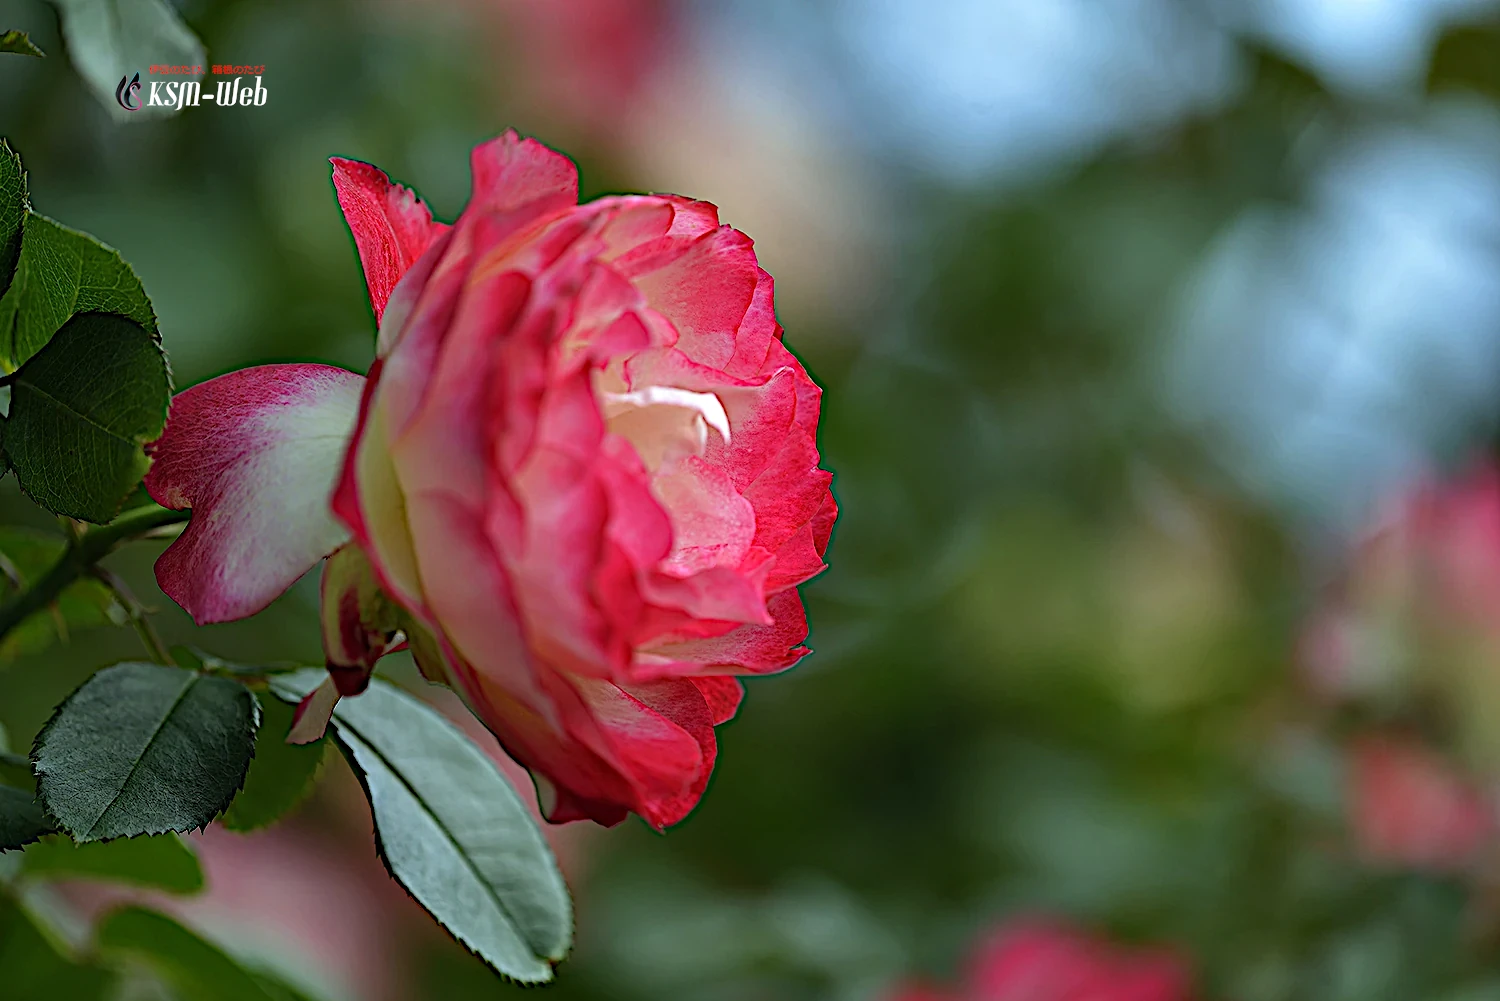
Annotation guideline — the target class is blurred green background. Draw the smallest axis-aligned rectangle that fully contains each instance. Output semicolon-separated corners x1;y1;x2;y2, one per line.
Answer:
8;0;1500;998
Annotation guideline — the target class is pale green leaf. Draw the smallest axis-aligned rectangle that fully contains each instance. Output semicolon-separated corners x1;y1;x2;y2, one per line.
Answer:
269;671;573;983
46;0;204;121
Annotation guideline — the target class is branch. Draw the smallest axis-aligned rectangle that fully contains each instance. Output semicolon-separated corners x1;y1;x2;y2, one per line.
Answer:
91;565;175;666
0;503;190;642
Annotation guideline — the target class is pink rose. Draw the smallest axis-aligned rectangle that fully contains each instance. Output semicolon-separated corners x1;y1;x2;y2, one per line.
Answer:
888;919;1193;1001
144;131;836;828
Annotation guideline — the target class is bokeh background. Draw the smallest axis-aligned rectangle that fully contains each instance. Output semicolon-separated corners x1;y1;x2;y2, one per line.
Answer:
7;0;1500;998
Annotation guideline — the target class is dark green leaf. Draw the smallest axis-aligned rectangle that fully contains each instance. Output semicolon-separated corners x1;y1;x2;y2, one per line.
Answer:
5;311;171;522
34;662;259;842
221;695;326;832
0;526;125;663
0;30;45;57
0;785;55;849
20;832;202;892
96;906;280;1001
0;212;158;370
269;672;572;983
0;895;114;999
0;140;25;293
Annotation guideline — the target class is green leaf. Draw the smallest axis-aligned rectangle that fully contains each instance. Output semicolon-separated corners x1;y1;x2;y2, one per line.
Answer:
20;832;202;892
45;0;205;120
0;784;55;850
0;30;45;57
0;526;125;663
97;906;281;1001
0;895;114;999
5;311;171;523
269;671;572;983
0;211;158;370
34;662;259;842
0;140;25;293
221;694;326;832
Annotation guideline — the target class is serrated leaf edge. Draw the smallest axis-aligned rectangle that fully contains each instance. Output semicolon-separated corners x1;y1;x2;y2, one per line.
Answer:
31;664;261;842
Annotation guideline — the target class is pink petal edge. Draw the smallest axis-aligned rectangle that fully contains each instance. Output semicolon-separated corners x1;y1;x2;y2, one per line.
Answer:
145;364;366;624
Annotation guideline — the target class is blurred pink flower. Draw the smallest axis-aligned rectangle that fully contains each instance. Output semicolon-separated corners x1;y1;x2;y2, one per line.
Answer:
483;0;679;137
1302;461;1500;701
888;918;1194;1001
1348;734;1494;873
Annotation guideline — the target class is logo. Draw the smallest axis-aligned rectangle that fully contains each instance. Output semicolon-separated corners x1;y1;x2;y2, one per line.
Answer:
112;65;271;114
149;75;268;110
114;72;141;112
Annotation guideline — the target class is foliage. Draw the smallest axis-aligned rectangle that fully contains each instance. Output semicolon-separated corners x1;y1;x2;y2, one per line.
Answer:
6;4;1500;1001
5;312;170;522
0;31;44;58
0;526;124;662
33;661;259;841
269;672;574;984
44;0;204;119
19;832;202;892
219;694;325;832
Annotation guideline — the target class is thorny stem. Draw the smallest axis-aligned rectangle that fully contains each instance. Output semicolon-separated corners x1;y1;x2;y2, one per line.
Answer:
0;503;189;644
90;565;174;666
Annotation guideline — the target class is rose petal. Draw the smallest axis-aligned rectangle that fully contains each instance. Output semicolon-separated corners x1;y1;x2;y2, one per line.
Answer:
321;543;400;695
632;227;760;371
638;590;809;678
331;157;449;322
289;678;340;745
468;129;579;217
146;364;363;624
689;677;744;725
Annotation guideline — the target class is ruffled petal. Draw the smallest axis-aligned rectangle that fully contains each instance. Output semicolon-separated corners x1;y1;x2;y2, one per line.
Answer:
330;157;449;322
632;227;760;371
468;129;579;218
690;677;745;725
145;364;363;624
637;590;809;679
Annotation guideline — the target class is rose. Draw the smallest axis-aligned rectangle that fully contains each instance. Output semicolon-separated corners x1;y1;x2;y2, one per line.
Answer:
144;131;836;828
887;919;1193;1001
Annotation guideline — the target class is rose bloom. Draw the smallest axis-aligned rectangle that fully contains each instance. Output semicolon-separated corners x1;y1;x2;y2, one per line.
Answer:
144;131;836;828
888;919;1193;1001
